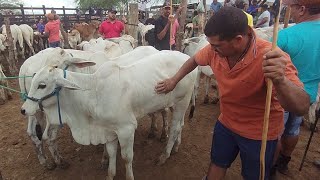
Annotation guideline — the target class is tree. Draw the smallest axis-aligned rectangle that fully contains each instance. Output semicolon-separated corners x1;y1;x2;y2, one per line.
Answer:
75;0;129;9
0;0;23;14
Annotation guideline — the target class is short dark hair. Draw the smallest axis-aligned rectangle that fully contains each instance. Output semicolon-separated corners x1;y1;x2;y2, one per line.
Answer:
194;10;198;16
204;6;248;41
308;6;320;15
261;4;268;10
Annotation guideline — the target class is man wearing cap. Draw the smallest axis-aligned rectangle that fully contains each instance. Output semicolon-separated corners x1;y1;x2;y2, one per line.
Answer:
44;13;61;48
210;0;223;16
270;0;320;175
99;8;128;39
235;0;254;27
255;4;271;28
154;2;181;50
155;6;309;180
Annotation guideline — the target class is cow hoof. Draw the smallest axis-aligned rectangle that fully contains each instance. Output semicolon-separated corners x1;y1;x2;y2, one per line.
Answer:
100;160;109;170
148;133;156;139
45;161;57;170
309;123;318;132
156;154;167;166
211;98;219;104
57;159;70;169
159;134;168;143
204;97;209;104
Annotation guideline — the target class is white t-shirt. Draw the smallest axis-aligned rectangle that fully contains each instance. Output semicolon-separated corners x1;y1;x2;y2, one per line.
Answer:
257;10;270;28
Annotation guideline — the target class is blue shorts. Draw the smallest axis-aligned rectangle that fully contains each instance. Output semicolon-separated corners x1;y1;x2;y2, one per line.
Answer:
211;121;278;180
49;41;60;48
282;111;303;136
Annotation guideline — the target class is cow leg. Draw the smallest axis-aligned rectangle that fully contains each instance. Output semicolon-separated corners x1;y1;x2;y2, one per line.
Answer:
172;130;182;154
204;77;210;104
160;109;169;142
157;97;189;165
106;139;118;180
148;113;157;139
27;115;55;170
17;38;25;59
101;145;109;170
118;125;135;180
26;41;35;55
47;125;69;169
12;41;18;60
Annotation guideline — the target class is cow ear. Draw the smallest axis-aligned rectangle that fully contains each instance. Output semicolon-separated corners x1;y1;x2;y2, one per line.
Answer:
56;77;81;90
66;58;96;68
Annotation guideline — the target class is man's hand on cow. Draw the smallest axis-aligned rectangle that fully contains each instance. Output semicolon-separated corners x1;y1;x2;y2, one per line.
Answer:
155;78;177;94
262;48;287;85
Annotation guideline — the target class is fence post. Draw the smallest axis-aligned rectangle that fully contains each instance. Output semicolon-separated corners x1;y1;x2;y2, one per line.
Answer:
128;3;138;42
20;4;26;24
42;5;46;15
62;6;68;30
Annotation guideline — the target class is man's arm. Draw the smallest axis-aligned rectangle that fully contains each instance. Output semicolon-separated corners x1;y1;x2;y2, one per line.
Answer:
155;56;198;94
157;20;170;40
255;17;268;27
262;49;310;116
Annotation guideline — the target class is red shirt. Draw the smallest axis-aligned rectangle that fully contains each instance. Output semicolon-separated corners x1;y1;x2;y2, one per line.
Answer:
99;19;124;38
44;19;61;43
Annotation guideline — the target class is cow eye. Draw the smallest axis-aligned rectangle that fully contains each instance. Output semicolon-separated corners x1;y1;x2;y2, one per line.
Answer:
38;83;46;89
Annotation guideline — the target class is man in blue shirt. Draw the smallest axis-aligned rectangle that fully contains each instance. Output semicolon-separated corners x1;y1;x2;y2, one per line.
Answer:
210;0;223;15
37;19;45;34
247;0;259;17
271;0;320;176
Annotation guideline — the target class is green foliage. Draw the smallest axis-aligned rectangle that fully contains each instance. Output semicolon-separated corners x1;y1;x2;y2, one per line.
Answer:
75;0;129;9
0;0;23;7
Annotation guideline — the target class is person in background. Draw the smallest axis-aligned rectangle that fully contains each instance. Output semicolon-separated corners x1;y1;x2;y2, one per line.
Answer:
269;0;320;176
255;4;270;28
247;0;259;17
210;0;223;16
192;10;200;37
170;7;180;50
154;1;182;50
224;0;234;7
37;18;45;34
235;0;254;27
44;13;61;48
99;7;128;39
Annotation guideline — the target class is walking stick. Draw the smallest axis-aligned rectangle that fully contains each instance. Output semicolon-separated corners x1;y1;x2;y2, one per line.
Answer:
259;1;282;180
284;6;291;28
169;0;173;50
299;109;320;171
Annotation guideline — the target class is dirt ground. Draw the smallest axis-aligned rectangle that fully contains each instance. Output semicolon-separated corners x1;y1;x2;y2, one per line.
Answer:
0;79;319;180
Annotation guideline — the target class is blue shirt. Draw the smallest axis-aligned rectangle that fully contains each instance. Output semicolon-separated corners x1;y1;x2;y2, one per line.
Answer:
247;5;259;15
210;2;223;13
276;21;320;103
37;23;45;33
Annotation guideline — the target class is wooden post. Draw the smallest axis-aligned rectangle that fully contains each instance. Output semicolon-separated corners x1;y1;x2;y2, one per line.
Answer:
62;6;68;30
3;18;18;75
284;6;291;28
175;0;188;52
128;3;139;41
42;5;46;15
20;5;26;24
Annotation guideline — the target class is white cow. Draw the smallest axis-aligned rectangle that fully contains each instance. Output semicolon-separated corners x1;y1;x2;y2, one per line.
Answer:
184;23;193;39
77;36;134;58
19;46;173;170
21;49;197;180
137;23;155;46
68;29;81;49
254;23;296;41
307;83;320;129
0;34;6;51
0;65;12;105
183;35;219;104
1;24;25;59
19;24;35;56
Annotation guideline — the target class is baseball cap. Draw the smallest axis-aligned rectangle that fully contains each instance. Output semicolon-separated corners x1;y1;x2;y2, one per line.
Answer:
108;7;117;13
163;0;171;8
45;13;55;20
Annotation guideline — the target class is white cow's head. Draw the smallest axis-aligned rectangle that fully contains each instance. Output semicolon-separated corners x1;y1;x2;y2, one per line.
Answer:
21;65;80;115
21;61;96;116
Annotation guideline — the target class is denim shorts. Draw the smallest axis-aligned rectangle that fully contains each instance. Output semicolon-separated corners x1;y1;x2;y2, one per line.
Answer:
282;111;303;136
211;121;278;180
49;41;60;48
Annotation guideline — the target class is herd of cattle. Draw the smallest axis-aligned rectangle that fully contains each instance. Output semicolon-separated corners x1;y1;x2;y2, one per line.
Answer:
0;21;319;180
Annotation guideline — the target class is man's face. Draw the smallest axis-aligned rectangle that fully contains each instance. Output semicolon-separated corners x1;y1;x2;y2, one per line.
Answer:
108;11;116;20
213;0;218;3
163;7;171;17
206;35;240;58
39;19;43;23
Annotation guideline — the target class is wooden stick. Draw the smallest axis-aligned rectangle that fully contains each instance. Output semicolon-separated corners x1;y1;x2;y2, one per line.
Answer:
259;1;282;180
169;0;173;50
